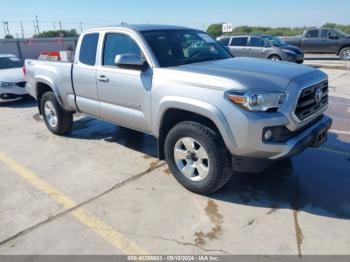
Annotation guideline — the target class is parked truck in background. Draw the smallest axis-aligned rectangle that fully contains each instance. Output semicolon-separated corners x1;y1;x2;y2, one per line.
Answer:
24;25;332;194
280;28;350;60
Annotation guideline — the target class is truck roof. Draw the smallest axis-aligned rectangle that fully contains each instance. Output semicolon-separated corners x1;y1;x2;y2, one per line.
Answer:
84;24;192;33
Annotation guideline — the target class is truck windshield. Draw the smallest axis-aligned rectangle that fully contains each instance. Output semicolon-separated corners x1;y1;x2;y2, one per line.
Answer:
261;36;287;47
0;57;23;70
141;30;232;67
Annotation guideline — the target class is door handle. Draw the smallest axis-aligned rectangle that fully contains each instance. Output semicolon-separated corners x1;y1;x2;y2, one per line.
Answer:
96;75;109;82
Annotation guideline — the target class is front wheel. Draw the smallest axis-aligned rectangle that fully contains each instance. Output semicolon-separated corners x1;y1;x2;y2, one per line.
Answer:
339;47;350;61
40;92;73;135
164;121;233;194
268;54;281;61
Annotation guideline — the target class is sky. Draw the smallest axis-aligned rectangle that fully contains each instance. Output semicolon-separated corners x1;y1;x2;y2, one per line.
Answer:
1;0;350;38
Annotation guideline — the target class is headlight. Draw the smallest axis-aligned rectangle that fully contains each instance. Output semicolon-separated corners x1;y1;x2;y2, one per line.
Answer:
282;49;297;55
226;90;286;112
0;82;17;88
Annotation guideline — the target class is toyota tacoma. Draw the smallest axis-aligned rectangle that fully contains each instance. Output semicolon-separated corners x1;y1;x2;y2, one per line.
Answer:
25;25;332;194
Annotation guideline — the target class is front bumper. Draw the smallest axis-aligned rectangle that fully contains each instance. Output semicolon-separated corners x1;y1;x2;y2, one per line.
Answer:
231;115;332;173
276;115;332;159
0;85;27;100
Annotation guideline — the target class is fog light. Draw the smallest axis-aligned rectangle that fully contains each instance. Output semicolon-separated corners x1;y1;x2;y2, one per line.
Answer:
264;129;273;140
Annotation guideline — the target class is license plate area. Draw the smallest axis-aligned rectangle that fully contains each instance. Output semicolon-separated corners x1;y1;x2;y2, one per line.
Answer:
312;124;329;147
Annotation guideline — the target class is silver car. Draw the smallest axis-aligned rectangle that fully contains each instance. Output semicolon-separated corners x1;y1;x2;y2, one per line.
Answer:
218;35;304;63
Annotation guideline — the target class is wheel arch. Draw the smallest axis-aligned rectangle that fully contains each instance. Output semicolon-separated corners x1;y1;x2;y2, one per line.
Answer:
154;97;236;159
35;77;65;114
338;45;350;55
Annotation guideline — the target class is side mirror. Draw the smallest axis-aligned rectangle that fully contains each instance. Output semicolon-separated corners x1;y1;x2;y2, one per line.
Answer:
115;53;146;70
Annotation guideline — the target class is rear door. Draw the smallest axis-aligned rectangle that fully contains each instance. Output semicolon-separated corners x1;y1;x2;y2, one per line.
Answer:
302;29;321;53
72;32;100;117
96;31;153;132
247;37;266;58
229;37;249;56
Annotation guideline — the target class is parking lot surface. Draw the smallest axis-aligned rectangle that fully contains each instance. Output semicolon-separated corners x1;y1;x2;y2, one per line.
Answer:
0;68;349;255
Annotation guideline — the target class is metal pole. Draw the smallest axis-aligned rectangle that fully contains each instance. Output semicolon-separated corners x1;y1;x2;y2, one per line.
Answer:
5;21;10;35
59;21;62;31
33;21;37;36
35;15;40;34
2;21;6;38
53;21;56;31
80;22;83;33
20;22;24;38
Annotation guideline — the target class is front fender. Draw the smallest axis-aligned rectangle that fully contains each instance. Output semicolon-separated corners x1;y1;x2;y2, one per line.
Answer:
153;96;237;152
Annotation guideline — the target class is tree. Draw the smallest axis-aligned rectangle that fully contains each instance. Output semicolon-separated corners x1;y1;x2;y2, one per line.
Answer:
4;34;14;39
34;29;79;38
206;23;223;38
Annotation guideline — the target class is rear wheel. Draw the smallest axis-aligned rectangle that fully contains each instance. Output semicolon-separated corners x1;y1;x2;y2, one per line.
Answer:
339;47;350;61
164;121;233;194
40;92;73;135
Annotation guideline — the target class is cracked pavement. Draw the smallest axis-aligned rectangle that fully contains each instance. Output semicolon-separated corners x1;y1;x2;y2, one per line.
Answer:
0;68;350;255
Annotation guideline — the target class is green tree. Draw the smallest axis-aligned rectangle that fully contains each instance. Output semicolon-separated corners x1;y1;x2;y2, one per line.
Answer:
34;29;79;38
4;34;14;39
206;23;223;38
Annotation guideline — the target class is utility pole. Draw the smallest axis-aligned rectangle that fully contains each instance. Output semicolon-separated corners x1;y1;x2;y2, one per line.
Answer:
20;22;24;38
33;21;37;36
53;21;56;30
59;21;62;31
2;21;6;38
79;22;83;33
35;15;40;34
4;21;10;35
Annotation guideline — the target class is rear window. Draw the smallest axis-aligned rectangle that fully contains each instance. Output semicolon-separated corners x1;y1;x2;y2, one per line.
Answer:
79;33;99;66
230;37;248;46
0;57;23;69
306;30;319;38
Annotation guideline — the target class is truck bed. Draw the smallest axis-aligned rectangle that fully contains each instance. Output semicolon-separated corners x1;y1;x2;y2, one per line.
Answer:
25;59;77;111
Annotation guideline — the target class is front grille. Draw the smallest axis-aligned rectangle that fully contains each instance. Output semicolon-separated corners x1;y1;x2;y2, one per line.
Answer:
294;80;328;121
16;82;26;88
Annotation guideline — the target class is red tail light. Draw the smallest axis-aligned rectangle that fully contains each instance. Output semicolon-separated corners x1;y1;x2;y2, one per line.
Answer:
23;65;26;77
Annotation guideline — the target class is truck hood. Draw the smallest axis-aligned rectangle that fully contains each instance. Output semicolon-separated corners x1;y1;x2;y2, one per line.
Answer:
156;57;318;92
0;68;24;82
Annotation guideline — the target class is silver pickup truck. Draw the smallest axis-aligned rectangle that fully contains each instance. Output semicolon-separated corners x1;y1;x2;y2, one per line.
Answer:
25;25;332;194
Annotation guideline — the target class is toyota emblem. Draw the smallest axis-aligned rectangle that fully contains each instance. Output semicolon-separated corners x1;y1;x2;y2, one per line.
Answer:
315;88;323;103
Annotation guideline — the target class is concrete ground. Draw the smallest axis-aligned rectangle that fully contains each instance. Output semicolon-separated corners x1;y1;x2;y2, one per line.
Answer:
0;68;349;256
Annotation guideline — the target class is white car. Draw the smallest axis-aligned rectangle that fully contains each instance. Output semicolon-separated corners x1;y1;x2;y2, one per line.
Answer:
0;54;27;102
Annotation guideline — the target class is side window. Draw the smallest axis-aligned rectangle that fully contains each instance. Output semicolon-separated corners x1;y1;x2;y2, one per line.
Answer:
321;29;330;38
79;33;99;66
218;38;230;46
306;30;319;38
230;37;248;46
103;33;142;66
249;37;265;47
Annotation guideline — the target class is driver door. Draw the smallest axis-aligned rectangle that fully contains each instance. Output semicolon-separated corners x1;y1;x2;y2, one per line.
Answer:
96;32;153;132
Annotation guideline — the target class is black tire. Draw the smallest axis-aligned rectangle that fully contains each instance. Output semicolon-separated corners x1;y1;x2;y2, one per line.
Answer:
339;47;350;61
268;54;281;61
40;92;73;135
164;121;233;195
